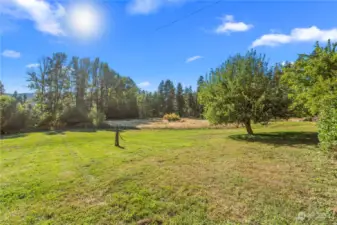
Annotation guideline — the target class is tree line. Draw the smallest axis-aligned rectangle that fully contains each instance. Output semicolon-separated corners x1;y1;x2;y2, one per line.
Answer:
137;78;204;118
0;41;336;151
0;52;204;132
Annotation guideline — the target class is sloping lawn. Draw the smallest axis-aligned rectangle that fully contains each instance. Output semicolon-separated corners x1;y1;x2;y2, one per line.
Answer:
1;122;336;224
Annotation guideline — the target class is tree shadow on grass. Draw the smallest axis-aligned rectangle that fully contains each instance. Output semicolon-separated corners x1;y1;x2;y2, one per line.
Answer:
43;126;139;135
0;133;27;139
229;131;319;147
45;130;65;135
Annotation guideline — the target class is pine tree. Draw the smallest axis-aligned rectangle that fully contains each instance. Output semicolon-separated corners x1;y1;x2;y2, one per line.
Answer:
0;81;5;95
157;80;165;116
13;91;18;100
197;76;205;117
176;82;185;116
164;80;175;113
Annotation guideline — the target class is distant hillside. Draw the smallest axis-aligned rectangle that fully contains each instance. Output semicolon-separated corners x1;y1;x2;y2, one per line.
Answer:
5;93;35;100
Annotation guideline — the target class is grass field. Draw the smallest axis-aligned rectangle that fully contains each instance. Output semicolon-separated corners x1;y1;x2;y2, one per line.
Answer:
1;122;336;224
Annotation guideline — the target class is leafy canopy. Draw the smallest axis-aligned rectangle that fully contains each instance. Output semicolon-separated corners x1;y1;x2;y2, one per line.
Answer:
282;40;337;116
198;50;289;134
282;40;337;151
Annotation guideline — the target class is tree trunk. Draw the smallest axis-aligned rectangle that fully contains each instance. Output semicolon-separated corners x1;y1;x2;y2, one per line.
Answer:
115;128;119;147
244;120;254;135
115;126;121;147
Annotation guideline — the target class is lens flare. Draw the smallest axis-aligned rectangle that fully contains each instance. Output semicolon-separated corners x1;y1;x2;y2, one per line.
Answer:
66;1;106;41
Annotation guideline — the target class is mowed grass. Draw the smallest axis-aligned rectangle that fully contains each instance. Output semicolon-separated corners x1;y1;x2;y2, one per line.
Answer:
1;122;336;224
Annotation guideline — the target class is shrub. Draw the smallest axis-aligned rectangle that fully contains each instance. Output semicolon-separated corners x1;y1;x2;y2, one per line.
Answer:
0;96;30;134
36;112;54;128
60;106;89;126
163;113;180;122
88;104;106;127
318;101;337;152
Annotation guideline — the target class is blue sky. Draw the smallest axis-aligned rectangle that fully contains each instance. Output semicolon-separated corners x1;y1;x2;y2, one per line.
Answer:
1;0;337;93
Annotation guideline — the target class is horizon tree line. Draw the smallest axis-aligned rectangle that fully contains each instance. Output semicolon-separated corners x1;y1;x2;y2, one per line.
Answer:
1;41;336;152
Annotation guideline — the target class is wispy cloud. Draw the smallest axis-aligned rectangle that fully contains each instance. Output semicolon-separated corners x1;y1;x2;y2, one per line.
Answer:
0;0;66;36
252;26;337;47
26;63;39;68
127;0;162;14
186;55;203;63
138;81;151;88
215;15;253;34
2;50;21;58
127;0;185;15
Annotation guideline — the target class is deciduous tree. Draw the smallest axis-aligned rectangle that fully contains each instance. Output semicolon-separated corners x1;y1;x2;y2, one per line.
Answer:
199;50;288;135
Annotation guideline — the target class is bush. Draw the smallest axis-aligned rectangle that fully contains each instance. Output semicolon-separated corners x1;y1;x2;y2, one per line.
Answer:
0;96;30;134
60;106;89;126
88;104;106;127
163;113;180;122
318;102;337;152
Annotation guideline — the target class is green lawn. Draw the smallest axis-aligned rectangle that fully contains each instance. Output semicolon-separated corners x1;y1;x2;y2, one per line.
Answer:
1;122;336;224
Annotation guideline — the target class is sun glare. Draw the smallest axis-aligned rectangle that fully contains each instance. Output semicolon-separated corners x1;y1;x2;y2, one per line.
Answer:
66;2;105;41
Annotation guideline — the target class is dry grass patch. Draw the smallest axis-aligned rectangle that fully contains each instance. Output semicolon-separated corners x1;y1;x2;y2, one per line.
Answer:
106;118;242;129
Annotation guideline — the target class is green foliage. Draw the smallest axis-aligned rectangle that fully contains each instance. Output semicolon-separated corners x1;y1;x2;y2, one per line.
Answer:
282;40;337;116
0;95;30;133
199;50;289;134
283;40;337;151
30;107;52;129
0;81;5;95
197;76;205;118
137;91;157;118
176;82;185;116
27;54;139;129
23;52;205;129
163;113;180;122
184;86;198;117
88;104;106;127
136;80;202;119
318;101;337;152
60;106;89;126
164;80;176;113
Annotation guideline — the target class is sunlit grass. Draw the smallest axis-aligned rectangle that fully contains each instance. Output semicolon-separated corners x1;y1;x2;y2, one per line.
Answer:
1;122;336;224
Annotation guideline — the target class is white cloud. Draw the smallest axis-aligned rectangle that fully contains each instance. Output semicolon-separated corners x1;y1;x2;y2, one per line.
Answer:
252;26;337;47
26;63;39;68
186;55;203;63
127;0;162;14
127;0;185;15
2;50;21;58
0;0;66;36
215;15;253;34
224;15;234;22
138;81;151;88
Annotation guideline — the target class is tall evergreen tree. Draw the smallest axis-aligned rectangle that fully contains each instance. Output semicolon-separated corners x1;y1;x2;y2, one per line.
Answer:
13;91;18;100
176;82;185;116
164;80;175;113
0;81;5;95
197;76;205;117
157;80;165;115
